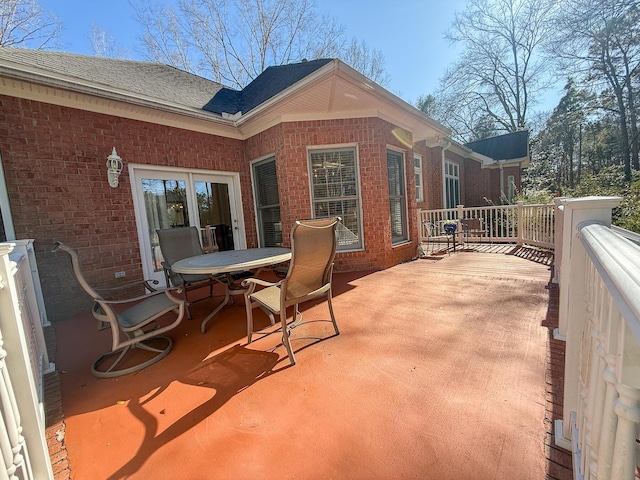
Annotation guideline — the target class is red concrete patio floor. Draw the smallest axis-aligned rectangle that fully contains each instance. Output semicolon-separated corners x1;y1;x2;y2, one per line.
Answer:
45;246;572;479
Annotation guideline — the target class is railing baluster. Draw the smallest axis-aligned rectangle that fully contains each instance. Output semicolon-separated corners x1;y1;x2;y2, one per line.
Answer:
610;383;640;479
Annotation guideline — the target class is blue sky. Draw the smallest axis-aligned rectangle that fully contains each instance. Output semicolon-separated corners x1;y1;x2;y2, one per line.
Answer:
39;0;469;104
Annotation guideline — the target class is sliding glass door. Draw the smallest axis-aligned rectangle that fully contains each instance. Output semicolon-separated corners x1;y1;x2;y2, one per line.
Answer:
131;166;244;283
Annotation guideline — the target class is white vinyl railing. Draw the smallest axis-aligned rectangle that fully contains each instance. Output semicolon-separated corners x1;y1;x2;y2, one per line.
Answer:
418;201;555;249
555;196;640;480
0;241;54;479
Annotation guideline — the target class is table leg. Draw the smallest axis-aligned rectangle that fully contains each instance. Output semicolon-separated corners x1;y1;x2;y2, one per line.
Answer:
200;285;232;333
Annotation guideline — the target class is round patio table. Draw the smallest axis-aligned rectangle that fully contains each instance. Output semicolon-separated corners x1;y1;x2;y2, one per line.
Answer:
172;247;291;332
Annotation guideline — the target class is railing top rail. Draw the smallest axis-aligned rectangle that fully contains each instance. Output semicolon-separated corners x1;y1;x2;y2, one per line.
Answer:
579;221;640;344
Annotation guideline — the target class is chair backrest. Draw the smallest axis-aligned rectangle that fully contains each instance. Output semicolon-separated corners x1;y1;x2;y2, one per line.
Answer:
283;217;340;302
461;218;482;231
157;227;204;266
422;221;435;237
52;242;102;301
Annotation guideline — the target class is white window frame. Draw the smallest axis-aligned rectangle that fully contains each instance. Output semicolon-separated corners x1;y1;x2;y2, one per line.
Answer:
444;160;460;209
414;153;424;202
307;144;364;252
387;148;408;244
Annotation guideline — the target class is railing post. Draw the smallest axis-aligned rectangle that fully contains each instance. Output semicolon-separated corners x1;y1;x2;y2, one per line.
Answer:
555;196;623;447
552;198;565;284
516;201;524;245
456;205;464;245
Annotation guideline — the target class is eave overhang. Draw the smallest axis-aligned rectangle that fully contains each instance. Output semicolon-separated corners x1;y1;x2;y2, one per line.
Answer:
427;136;529;168
234;59;450;144
0;59;242;139
0;56;450;146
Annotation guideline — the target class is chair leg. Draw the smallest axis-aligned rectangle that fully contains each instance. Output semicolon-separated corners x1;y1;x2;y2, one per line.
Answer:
280;309;296;365
183;288;192;320
246;298;255;344
91;337;173;378
327;291;340;335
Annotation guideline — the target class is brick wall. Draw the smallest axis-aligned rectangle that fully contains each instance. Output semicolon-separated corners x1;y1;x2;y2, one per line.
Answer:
0;95;246;321
245;117;418;272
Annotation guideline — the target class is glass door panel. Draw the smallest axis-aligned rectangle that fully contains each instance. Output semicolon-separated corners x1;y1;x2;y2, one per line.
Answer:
141;177;189;273
131;167;243;284
194;180;235;251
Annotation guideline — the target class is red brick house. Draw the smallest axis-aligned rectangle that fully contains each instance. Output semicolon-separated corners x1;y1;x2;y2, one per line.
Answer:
0;48;526;321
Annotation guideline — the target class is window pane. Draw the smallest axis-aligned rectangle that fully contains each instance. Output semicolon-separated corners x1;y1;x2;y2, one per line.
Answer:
387;150;407;243
141;178;189;271
445;161;460;209
309;148;362;250
194;181;235;250
253;158;282;247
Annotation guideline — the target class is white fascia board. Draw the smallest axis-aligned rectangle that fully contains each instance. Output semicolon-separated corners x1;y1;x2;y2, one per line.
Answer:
448;141;493;165
0;61;233;128
236;59;450;141
334;61;450;136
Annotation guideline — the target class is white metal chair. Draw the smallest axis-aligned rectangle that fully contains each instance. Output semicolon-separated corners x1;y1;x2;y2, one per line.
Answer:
52;241;185;378
242;217;341;365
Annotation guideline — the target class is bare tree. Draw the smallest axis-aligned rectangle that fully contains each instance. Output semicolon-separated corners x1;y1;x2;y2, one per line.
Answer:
435;0;556;141
90;24;130;59
0;0;62;49
342;38;390;87
133;0;388;89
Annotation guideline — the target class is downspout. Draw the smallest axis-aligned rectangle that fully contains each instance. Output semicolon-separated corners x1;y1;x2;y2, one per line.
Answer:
440;139;452;208
498;160;505;204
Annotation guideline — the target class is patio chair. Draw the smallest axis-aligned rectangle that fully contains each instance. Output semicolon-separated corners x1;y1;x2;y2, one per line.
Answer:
242;217;341;366
52;241;185;378
460;218;486;247
157;227;220;319
422;221;454;255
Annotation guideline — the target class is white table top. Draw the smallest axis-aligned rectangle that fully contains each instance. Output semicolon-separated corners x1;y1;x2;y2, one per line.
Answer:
171;247;291;275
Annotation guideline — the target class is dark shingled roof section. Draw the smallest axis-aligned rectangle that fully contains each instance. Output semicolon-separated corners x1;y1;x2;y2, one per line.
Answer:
465;130;529;161
203;58;333;115
0;47;224;111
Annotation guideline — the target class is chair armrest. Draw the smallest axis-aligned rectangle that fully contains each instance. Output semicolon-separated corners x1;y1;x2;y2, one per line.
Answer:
241;278;280;288
97;287;183;305
241;277;282;296
94;278;161;293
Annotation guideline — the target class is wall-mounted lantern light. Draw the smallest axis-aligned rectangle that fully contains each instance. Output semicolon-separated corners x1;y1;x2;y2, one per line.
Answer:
106;147;123;188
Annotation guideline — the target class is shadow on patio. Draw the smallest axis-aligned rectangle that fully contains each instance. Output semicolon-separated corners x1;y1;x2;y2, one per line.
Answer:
48;249;572;480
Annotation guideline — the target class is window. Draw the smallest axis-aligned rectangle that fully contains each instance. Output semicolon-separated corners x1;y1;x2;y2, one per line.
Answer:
444;160;460;209
414;154;423;202
309;147;363;250
387;149;408;243
252;157;282;247
507;175;515;202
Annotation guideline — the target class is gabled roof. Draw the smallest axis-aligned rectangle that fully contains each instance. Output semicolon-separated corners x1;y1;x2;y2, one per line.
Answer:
203;58;333;116
0;48;448;141
465;131;529;163
0;47;223;110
